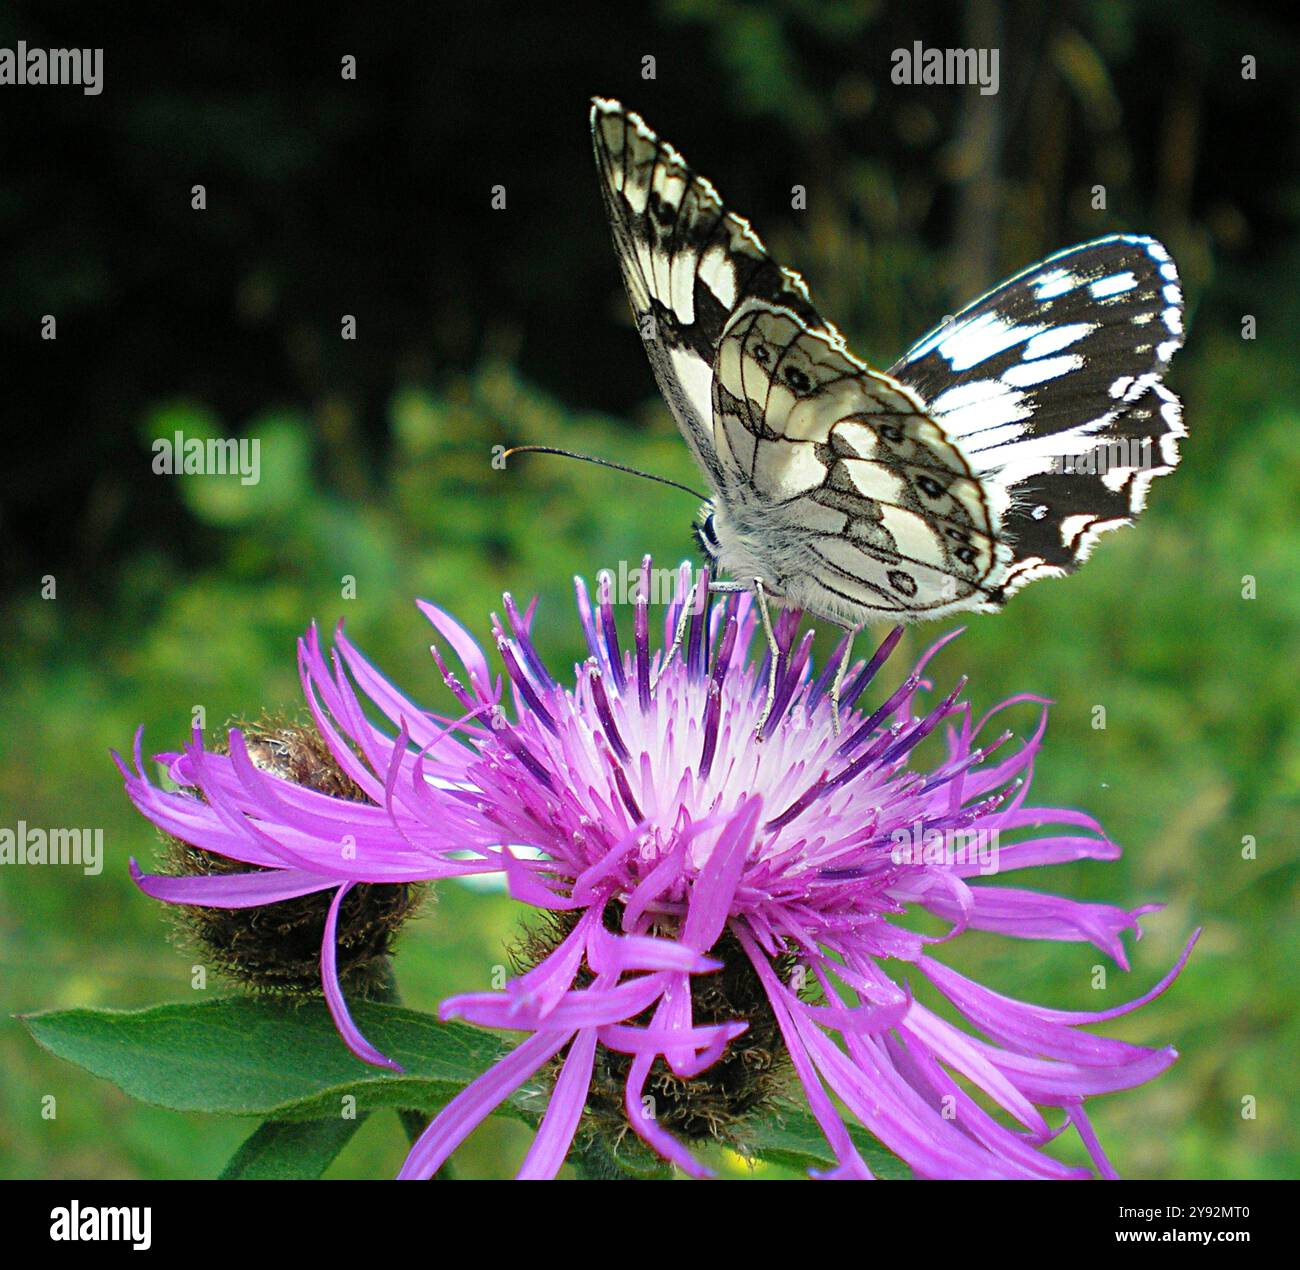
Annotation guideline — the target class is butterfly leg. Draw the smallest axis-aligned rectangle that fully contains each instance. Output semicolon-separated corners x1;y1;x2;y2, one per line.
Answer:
828;625;859;738
752;578;781;739
651;586;695;691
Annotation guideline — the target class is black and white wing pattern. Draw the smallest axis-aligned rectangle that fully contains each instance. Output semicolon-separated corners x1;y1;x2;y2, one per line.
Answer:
887;235;1185;595
590;97;832;488
591;98;1185;626
708;302;1008;621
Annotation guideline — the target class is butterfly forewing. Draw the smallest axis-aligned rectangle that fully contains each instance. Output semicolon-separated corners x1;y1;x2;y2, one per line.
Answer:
591;98;829;488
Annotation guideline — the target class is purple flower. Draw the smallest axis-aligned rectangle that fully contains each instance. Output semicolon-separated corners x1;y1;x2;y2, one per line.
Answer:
118;558;1195;1179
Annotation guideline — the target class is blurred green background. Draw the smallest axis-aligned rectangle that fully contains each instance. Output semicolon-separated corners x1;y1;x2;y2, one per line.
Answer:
1;0;1297;1179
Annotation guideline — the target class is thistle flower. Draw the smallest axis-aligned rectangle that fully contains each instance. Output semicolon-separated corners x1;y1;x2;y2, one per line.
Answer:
156;718;424;997
118;558;1195;1178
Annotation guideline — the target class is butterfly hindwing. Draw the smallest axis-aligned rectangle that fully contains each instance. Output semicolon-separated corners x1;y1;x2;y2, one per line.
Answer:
888;235;1185;588
712;299;1008;618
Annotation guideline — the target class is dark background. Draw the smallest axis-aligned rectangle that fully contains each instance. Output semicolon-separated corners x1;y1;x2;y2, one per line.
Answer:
3;0;1295;594
2;0;1297;1179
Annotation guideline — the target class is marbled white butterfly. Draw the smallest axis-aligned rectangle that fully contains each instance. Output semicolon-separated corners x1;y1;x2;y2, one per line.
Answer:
590;98;1185;727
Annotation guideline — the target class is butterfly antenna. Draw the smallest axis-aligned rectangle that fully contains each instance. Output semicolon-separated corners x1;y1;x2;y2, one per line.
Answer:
501;445;707;501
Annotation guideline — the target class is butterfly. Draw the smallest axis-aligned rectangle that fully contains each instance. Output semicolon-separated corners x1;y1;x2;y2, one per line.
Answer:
590;98;1185;729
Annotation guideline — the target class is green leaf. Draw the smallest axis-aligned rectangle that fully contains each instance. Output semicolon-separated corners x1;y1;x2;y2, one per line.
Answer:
744;1106;912;1179
219;1117;366;1179
21;996;525;1122
569;1130;672;1180
23;997;909;1179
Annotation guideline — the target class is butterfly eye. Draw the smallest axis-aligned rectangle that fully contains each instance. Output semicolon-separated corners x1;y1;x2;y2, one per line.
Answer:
695;511;721;556
752;344;771;365
784;366;812;394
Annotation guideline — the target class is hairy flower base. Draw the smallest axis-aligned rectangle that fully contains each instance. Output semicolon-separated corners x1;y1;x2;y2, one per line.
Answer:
160;720;424;997
517;913;797;1149
118;558;1196;1179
